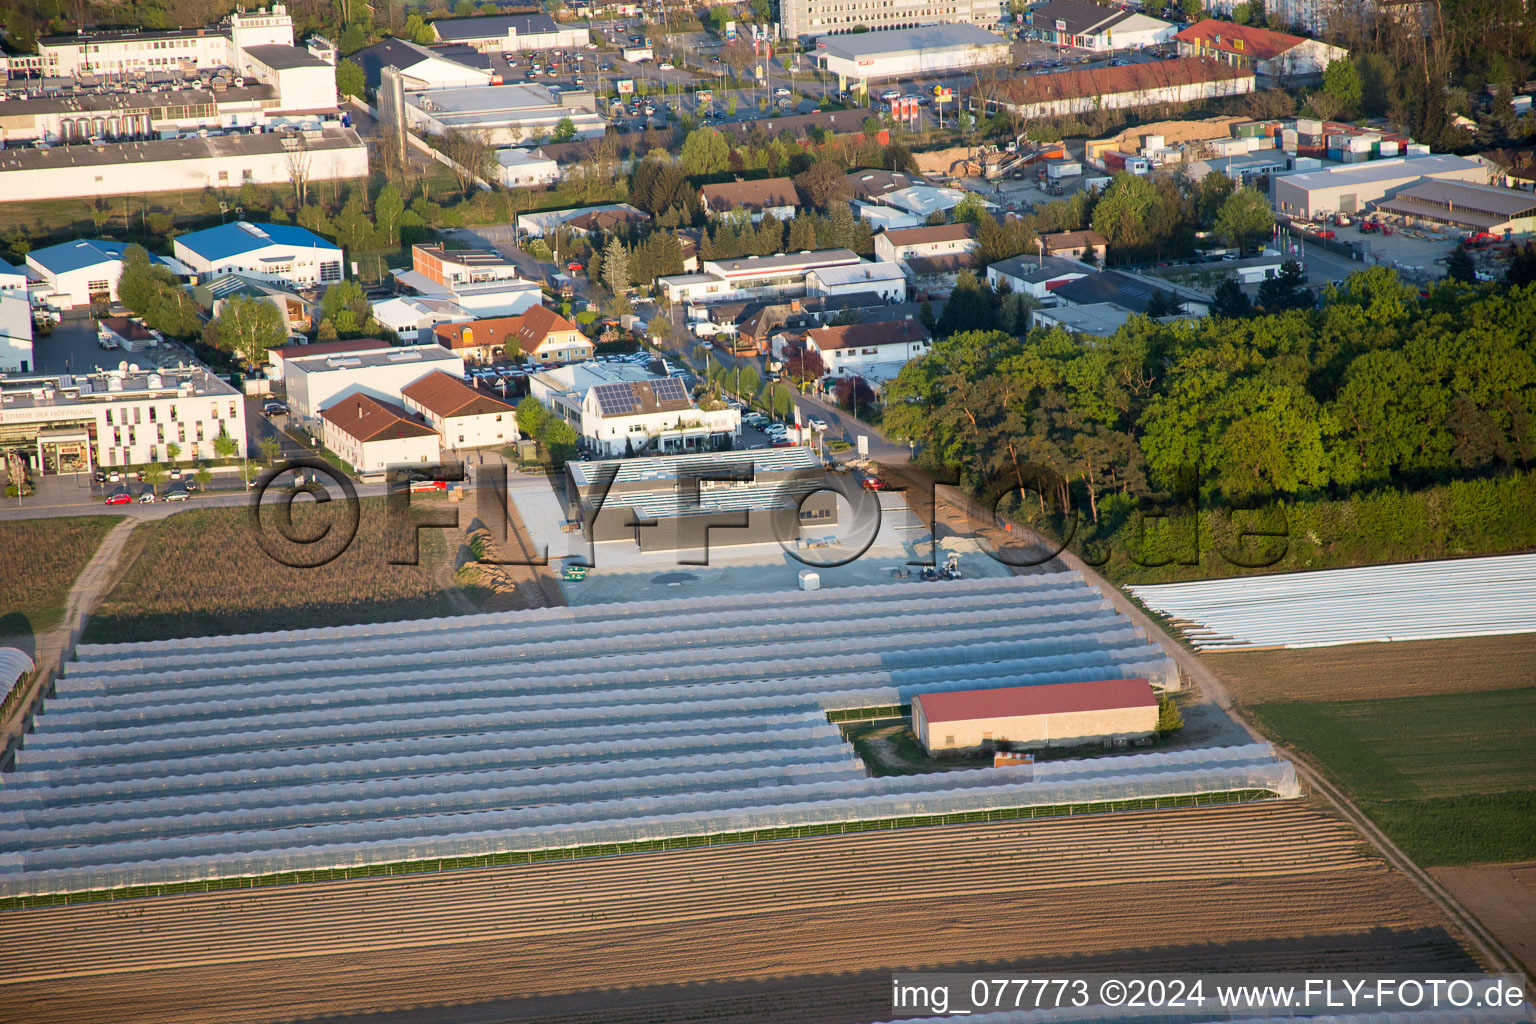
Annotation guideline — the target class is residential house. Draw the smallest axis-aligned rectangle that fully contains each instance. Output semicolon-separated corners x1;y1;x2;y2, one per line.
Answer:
699;177;798;223
321;393;441;473
192;272;313;332
530;362;739;456
658;249;863;305
401;370;518;449
874;223;979;265
1040;229;1109;263
802;318;932;380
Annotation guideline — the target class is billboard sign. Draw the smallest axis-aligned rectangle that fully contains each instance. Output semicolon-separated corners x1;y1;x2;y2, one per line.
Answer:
617;78;634;94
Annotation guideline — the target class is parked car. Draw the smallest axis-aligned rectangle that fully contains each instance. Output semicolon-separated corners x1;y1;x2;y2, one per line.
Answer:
93;470;107;484
861;475;887;491
658;62;674;70
163;488;190;502
808;417;828;432
263;401;288;416
137;487;156;503
774;87;790;97
567;261;584;272
105;491;132;505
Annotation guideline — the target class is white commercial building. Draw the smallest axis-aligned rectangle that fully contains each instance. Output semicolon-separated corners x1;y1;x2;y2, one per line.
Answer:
236;38;339;115
1021;0;1177;51
370;296;474;344
354;38;492;92
320;393;440;473
658;249;864;305
0;86;274;148
874;223;979;264
986;254;1096;299
403;83;605;147
283;344;464;425
36;5;296;78
430;13;590;53
530;362;740;457
813;25;1011;83
786;0;1003;39
0;364;247;473
0;127;368;204
0;293;34;374
805;261;908;302
495;147;560;187
173;221;344;289
401;369;518;450
25;239;188;309
873;184;991;220
393;243;544;318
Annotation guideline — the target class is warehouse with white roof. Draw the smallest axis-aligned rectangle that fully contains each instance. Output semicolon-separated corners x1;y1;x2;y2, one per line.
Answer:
813;24;1011;82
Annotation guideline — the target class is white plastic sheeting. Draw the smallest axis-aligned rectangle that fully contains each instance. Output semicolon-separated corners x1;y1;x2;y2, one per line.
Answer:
0;745;1295;898
0;576;1252;899
1129;554;1536;651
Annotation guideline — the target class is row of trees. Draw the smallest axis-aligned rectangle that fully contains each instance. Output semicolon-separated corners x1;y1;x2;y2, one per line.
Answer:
886;269;1536;519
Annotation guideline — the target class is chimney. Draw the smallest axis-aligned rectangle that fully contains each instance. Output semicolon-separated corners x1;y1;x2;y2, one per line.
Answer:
356;399;362;420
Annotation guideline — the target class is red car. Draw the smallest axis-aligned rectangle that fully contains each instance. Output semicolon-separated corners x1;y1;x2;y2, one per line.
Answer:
105;491;132;505
567;261;584;272
861;476;886;491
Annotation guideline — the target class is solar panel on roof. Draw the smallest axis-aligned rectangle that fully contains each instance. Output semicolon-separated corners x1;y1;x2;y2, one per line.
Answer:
650;377;689;405
592;382;639;416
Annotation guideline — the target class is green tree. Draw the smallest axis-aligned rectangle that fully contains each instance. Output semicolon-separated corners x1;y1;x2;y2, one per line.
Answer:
680;128;730;175
1321;57;1363;117
374;183;405;245
951;191;988;226
1156;695;1184;734
1445;242;1477;283
1356;53;1395;118
336;58;366;99
538;417;579;465
194;464;213;490
165;442;182;464
1211;278;1253;318
1178;0;1201;17
258;436;282;466
602;236;630;295
1257;259;1313;311
1090;173;1158;259
647;312;672;339
212;428;239;460
517;396;549;439
144;462;168;487
552;117;578;143
1213;187;1274;255
217;294;288;368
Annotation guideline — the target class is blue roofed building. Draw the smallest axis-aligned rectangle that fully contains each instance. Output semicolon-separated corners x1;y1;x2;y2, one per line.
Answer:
26;239;190;308
173;221;344;289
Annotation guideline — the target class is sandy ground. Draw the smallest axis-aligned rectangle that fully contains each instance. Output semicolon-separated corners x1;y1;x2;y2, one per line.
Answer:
1430;862;1536;980
1203;634;1536;705
0;803;1475;1024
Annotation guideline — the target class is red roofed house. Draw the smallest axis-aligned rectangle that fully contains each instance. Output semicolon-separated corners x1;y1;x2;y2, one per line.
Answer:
401;370;518;450
910;678;1159;753
1173;19;1348;78
434;306;593;364
802;318;931;379
321;393;440;473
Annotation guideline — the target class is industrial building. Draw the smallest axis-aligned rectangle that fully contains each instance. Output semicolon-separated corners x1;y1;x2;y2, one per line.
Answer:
0;291;34;374
784;0;1003;39
25;239;190;309
400;370;518;450
1032;302;1137;338
265;337;392;380
282;344;464;425
320;392;440;473
0;126;368;204
1172;19;1348;79
369;296;473;343
974;58;1255;120
35;5;298;78
495;147;560;187
1373;180;1536;237
429;13;590;53
392;244;545;318
0;85;274;148
986;254;1095;299
1054;269;1210;316
351;37;490;93
173;221;344;289
911;677;1160;753
0;364;247;474
1270;154;1490;220
402;83;605;147
565;447;836;551
532;362;740;456
1021;0;1177;51
812;25;1011;83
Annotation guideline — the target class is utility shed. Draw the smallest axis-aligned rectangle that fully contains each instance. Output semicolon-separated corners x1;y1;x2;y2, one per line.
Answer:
911;677;1158;753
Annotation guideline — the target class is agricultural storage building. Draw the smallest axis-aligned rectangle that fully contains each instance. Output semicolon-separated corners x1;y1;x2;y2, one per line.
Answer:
564;447;836;552
911;677;1159;753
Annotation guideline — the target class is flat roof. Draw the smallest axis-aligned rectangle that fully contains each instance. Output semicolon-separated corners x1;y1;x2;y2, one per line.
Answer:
1275;154;1484;191
807;261;906;287
407;82;560;113
0;126;362;174
568;446;818;487
707;249;860;276
915;677;1157;723
287;344;460;375
815;24;1009;60
432;12;561;40
3;85;272;118
0;365;238;410
1385;179;1536;217
242;44;330;70
1037;302;1135;337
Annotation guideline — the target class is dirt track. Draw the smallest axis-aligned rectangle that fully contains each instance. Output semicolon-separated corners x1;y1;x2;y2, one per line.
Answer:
1206;634;1536;704
1;802;1475;1024
1431;862;1536;979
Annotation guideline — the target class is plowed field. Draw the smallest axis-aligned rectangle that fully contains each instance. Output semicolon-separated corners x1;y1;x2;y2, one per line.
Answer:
0;802;1475;1024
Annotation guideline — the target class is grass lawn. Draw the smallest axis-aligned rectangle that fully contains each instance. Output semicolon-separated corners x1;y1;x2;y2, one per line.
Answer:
82;497;476;643
0;516;119;641
1252;689;1536;865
